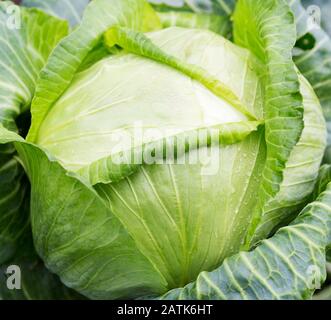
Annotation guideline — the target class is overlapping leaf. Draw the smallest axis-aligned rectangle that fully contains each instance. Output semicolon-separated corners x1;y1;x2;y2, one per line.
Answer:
26;0;162;143
233;0;307;244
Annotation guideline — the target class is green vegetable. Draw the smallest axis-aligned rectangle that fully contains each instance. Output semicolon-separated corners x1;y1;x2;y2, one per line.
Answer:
1;0;331;300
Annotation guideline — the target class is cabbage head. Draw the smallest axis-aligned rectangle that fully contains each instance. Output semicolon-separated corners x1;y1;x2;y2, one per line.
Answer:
1;0;331;300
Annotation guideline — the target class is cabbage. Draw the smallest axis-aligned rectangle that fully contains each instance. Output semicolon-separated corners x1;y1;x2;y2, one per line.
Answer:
0;0;331;300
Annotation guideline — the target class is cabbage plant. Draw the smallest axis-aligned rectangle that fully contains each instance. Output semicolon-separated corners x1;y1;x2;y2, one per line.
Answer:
1;0;331;300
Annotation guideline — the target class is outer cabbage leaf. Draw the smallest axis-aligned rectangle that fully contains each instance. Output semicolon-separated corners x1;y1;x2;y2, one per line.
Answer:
0;0;68;265
0;203;83;300
148;0;234;37
233;0;327;245
290;0;331;164
0;155;28;265
21;0;89;28
156;11;230;36
251;74;326;242
160;181;331;299
149;0;235;16
0;1;68;130
0;2;82;300
312;165;331;202
0;124;169;299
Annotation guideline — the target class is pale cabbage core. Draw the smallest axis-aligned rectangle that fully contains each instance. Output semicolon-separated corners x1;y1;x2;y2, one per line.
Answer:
37;28;262;171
